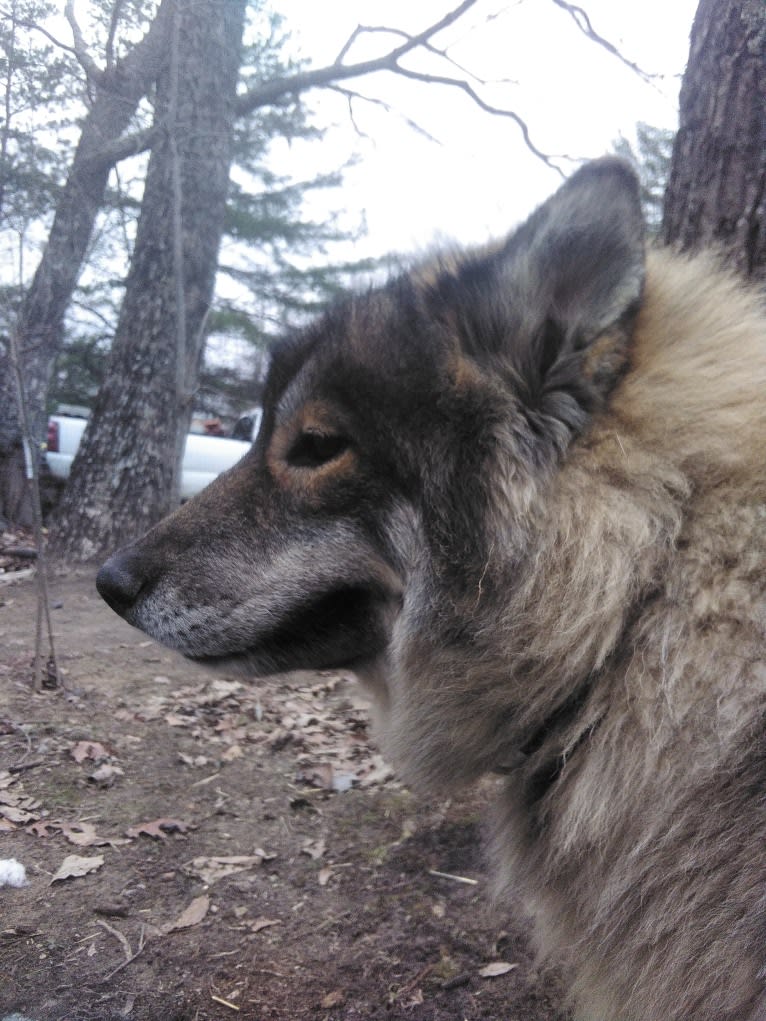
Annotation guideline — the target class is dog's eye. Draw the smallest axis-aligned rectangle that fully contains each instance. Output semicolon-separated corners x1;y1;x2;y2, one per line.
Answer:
287;430;349;468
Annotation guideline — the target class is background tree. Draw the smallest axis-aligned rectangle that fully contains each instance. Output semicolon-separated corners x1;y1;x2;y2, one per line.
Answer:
662;0;765;280
50;0;248;558
0;0;173;525
613;122;675;237
0;0;79;522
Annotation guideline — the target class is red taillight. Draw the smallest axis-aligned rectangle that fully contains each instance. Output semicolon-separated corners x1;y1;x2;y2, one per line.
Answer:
47;419;59;453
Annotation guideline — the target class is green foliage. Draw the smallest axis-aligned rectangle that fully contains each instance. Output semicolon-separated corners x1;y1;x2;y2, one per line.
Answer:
0;0;79;233
48;333;109;411
613;122;675;237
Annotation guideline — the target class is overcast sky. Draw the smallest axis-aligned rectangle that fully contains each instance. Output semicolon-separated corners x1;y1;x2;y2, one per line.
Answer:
267;0;698;258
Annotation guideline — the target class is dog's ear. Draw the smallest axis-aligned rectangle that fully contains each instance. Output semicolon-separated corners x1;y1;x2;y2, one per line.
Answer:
503;157;645;345
447;158;645;433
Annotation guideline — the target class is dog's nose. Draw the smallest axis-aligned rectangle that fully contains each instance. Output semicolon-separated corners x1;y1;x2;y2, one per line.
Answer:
96;550;146;617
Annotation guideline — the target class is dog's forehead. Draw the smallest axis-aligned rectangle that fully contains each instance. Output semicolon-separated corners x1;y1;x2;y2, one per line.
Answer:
267;274;451;414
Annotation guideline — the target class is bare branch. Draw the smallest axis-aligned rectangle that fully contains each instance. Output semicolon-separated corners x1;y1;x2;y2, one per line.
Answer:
0;7;78;58
235;0;560;168
393;66;570;174
550;0;655;84
334;24;392;65
105;0;125;70
327;85;442;146
7;324;62;692
81;125;159;171
236;0;480;115
65;0;105;84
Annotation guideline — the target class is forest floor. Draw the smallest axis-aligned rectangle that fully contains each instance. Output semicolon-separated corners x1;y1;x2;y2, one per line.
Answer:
0;552;570;1021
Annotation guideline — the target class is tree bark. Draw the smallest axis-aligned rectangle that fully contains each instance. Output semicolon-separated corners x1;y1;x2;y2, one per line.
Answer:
50;0;247;561
662;0;766;281
0;0;172;527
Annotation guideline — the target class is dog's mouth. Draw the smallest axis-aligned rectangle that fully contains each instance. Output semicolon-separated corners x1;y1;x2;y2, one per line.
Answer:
192;584;394;677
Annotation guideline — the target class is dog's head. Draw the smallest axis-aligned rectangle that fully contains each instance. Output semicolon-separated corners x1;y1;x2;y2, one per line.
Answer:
97;158;645;780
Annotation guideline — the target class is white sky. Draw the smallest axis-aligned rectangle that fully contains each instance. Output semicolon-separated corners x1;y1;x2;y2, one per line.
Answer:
267;0;698;258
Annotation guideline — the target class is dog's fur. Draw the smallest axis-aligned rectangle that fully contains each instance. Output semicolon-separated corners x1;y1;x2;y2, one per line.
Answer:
97;159;766;1021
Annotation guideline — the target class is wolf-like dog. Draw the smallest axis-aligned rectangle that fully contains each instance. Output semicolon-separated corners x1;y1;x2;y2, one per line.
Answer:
97;158;766;1021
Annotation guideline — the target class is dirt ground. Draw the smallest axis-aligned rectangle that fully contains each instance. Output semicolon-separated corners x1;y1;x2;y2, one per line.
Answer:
0;563;570;1021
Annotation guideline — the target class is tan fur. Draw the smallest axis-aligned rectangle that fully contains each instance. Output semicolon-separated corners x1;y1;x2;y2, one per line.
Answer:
373;251;766;1020
97;161;766;1021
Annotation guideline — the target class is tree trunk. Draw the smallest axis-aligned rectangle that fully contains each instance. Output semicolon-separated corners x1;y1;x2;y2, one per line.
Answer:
662;0;766;281
50;0;247;561
0;0;172;527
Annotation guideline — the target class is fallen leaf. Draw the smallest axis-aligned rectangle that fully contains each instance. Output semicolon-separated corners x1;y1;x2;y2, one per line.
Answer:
26;820;58;838
165;894;210;932
71;740;109;764
301;837;326;860
299;763;334;790
88;763;124;787
60;822;130;848
0;805;36;824
60;821;98;846
401;988;424;1007
183;853;272;884
321;990;344;1009
248;916;282;933
125;818;191;840
51;854;105;883
178;753;208;767
478;961;518;978
207;679;242;699
318;867;333;887
164;713;192;727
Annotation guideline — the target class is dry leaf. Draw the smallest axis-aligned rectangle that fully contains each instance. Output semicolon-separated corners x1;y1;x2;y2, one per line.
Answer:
178;753;208;767
71;740;109;764
88;763;124;787
164;713;192;727
60;821;99;846
183;853;272;884
125;818;191;839
321;990;344;1009
301;837;326;860
248;916;282;933
318;867;333;887
51;854;105;883
401;988;424;1007
60;822;130;848
0;805;36;824
478;961;518;978
208;679;242;699
165;894;209;932
26;820;57;838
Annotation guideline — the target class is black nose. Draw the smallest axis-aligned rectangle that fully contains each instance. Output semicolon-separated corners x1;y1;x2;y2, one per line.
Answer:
96;550;147;617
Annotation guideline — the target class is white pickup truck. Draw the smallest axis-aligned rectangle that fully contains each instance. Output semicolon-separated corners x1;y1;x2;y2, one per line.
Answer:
45;410;261;501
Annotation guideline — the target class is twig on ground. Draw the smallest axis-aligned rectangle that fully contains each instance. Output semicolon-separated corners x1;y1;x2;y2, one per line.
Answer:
428;869;479;886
